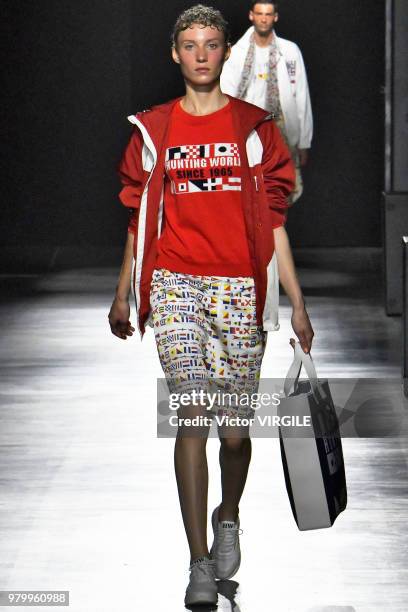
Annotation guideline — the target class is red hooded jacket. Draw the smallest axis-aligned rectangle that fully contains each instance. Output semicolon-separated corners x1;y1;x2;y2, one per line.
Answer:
117;95;295;340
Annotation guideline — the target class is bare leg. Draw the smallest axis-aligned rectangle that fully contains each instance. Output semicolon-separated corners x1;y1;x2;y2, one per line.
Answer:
218;426;252;522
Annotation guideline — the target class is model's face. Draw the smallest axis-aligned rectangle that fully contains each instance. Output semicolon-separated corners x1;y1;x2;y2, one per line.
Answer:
172;24;230;87
249;3;279;36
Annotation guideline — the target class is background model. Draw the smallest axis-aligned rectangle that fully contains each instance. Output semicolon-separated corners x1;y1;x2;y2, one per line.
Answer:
221;0;313;202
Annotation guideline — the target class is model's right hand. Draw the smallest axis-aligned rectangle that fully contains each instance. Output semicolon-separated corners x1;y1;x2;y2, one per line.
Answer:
108;297;135;340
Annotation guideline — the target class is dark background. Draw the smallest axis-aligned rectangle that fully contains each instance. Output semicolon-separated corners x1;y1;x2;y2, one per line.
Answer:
1;1;385;253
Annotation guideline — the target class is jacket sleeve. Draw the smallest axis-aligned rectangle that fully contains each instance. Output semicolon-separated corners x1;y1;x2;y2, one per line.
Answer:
220;48;241;97
116;125;145;235
294;45;313;149
257;120;296;228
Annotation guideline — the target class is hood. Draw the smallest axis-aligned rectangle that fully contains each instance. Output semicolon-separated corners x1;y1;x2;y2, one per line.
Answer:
128;94;270;149
133;97;180;132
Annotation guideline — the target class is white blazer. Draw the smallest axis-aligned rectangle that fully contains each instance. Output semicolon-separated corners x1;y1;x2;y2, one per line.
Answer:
220;26;313;149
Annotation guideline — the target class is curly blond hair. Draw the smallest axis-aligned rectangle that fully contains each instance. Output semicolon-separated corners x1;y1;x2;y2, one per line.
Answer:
172;4;231;48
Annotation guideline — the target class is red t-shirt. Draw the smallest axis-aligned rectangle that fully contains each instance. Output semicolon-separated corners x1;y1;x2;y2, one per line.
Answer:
155;99;253;277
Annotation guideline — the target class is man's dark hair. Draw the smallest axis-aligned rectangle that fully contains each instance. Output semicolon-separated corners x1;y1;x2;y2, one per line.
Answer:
250;1;279;11
172;4;231;48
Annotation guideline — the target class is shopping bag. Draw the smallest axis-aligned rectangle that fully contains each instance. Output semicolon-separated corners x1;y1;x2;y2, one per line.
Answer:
278;341;347;530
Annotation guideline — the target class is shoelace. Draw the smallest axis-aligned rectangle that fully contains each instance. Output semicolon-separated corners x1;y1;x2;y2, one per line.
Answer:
217;526;243;552
189;559;217;578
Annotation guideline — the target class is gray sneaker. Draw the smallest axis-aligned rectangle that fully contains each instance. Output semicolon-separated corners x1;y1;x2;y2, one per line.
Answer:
210;505;242;580
184;556;218;606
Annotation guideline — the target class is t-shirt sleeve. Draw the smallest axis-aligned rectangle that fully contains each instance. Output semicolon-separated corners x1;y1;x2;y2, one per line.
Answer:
256;120;296;228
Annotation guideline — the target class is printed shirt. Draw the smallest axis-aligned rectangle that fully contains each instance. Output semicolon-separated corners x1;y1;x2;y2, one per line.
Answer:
155;99;254;277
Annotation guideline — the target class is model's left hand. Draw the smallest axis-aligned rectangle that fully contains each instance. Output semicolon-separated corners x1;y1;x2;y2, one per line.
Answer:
298;148;309;167
290;306;314;354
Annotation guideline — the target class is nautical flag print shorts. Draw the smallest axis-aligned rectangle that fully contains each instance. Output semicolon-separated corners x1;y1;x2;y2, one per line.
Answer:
150;267;268;419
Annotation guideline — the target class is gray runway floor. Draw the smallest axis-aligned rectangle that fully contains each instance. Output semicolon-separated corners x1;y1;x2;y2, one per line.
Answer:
0;248;407;611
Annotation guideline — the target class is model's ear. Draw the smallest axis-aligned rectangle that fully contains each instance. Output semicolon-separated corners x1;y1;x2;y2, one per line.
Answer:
224;43;231;62
172;45;180;64
274;12;279;24
249;10;254;23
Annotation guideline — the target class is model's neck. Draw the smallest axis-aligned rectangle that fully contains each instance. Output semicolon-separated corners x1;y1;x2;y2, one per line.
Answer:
254;29;275;48
181;83;229;116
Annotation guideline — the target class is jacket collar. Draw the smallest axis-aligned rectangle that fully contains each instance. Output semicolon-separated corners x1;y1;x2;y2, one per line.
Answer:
235;26;283;57
132;94;270;151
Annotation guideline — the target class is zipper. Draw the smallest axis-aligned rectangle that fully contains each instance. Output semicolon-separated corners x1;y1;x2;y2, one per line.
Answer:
248;111;273;199
245;114;274;326
157;178;165;237
126;115;158;337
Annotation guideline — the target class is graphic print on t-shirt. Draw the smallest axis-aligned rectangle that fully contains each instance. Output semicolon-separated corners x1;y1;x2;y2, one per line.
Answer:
165;142;241;194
